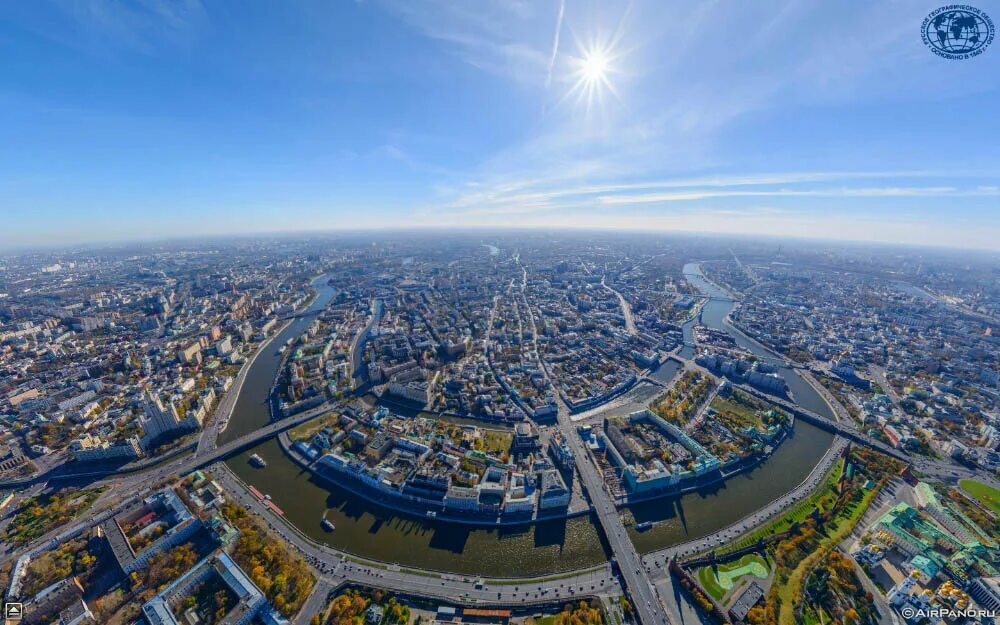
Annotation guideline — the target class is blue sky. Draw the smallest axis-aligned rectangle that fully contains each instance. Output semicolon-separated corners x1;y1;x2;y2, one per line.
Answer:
1;0;999;250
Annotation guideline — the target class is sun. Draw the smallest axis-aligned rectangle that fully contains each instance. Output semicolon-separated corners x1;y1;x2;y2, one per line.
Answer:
580;48;610;86
566;41;621;113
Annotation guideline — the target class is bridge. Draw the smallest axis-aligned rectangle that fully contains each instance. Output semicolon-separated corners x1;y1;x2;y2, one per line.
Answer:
0;402;337;490
555;405;672;625
279;309;323;320
736;385;914;464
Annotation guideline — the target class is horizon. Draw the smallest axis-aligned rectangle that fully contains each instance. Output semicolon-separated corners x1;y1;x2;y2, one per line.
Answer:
2;1;1000;249
3;224;1000;258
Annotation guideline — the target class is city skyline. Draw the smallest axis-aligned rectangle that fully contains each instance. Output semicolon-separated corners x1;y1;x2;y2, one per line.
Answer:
3;0;999;250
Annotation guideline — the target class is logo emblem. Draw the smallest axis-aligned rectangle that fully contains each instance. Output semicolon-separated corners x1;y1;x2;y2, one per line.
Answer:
922;6;994;59
4;603;23;621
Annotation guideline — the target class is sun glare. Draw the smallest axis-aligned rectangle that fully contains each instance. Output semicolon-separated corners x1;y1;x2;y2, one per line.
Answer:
581;49;610;86
567;41;621;113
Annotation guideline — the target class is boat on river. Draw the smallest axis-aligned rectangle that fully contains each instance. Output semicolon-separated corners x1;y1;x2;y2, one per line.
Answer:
249;453;267;468
321;517;336;532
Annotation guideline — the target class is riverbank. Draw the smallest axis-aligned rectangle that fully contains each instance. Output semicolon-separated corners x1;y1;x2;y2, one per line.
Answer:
218;260;842;572
275;429;592;528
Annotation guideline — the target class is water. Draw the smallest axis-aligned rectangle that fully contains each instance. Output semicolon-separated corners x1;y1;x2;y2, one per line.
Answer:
680;263;835;420
225;438;608;576
624;418;832;552
220;265;837;569
221;276;608;576
621;264;835;553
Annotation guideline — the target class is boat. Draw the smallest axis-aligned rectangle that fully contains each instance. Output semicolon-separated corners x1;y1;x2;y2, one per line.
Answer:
637;521;654;531
278;345;287;354
321;518;336;532
426;511;437;519
249;454;267;468
264;494;272;501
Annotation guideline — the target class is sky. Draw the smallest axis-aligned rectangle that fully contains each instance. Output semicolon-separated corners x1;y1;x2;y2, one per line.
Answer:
1;0;999;250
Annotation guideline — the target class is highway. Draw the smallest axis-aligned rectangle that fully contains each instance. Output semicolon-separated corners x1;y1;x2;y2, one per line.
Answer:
517;258;669;624
734;383;981;483
641;436;850;572
6;264;994;625
602;277;638;335
556;405;671;625
207;464;621;609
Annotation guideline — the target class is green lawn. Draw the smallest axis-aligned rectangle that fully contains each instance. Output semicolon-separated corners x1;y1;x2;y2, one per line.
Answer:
697;554;770;601
714;458;844;556
960;479;1000;516
288;412;340;441
4;486;106;544
776;481;883;625
482;429;513;455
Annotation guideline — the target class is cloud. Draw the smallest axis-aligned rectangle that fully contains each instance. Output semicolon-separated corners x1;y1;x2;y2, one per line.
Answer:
597;186;1000;206
545;0;566;87
375;0;553;85
437;171;965;214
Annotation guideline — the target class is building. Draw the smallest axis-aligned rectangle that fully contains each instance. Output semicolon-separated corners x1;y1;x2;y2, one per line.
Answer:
178;342;202;365
142;552;288;625
604;410;721;494
387;380;429;405
512;422;539;451
728;582;764;623
537;469;571;510
503;472;535;515
970;577;1000;612
69;434;141;463
23;577;94;625
141;390;200;445
102;489;200;575
365;432;393;463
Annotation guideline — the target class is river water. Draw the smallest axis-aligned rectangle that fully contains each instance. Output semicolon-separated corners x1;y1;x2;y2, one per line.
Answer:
221;277;609;576
221;265;835;574
624;264;834;553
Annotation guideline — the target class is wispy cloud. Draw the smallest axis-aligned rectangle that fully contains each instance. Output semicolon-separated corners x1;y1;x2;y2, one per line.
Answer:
376;0;553;85
545;0;566;87
597;185;999;206
382;1;999;229
438;171;967;214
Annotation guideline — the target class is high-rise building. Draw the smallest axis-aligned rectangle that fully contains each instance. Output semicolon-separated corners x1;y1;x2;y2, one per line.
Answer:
141;390;201;446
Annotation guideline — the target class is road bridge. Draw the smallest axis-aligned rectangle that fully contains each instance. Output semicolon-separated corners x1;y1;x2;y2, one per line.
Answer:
555;405;672;625
279;309;323;320
0;402;337;490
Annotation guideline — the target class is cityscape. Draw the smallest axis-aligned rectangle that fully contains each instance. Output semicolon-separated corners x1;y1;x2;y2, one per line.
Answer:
2;1;1000;625
1;233;997;625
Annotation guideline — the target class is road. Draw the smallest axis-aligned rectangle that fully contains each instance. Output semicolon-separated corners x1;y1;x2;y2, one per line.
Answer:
737;383;980;483
520;258;669;624
642;436;850;571
209;463;620;610
7;260;995;623
196;319;293;458
294;577;334;625
555;405;670;625
350;298;381;382
2;459;623;613
602;277;638;335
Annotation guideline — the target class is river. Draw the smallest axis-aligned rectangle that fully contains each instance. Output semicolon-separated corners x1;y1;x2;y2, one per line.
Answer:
220;276;609;576
220;263;836;573
623;264;834;553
